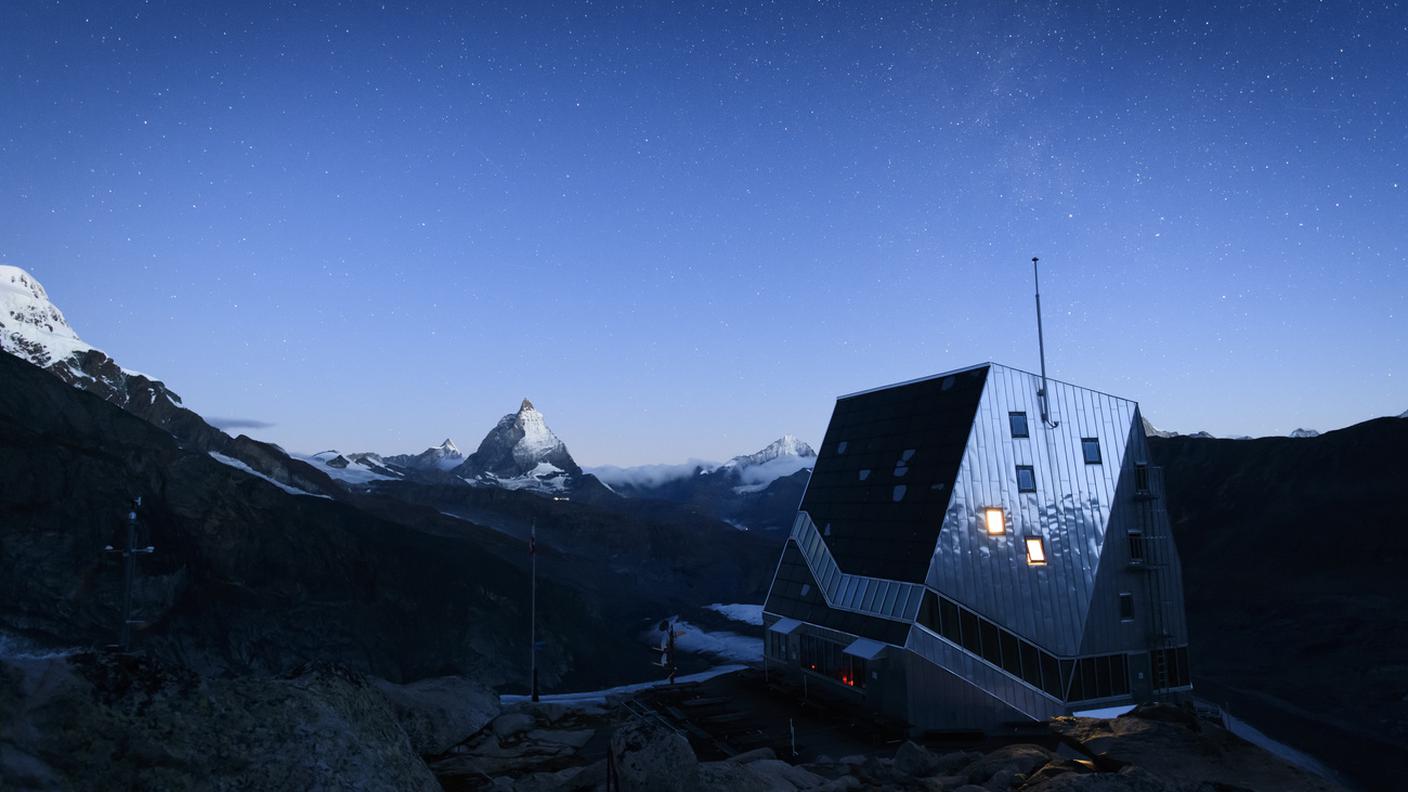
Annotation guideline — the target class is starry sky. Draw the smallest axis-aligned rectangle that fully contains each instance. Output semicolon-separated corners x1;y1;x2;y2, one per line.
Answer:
2;1;1404;465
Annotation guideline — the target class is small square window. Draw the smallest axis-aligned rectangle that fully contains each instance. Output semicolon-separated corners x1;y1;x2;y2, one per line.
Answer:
1016;465;1037;493
1009;412;1030;438
1081;438;1102;464
1025;536;1047;565
983;507;1006;536
1128;533;1145;564
1119;592;1135;621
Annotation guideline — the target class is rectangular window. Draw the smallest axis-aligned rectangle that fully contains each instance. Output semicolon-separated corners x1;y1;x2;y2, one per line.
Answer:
939;597;961;645
980;621;1002;666
1009;412;1029;438
1081;438;1102;464
1000;631;1022;676
983;507;1006;535
1119;593;1135;621
1025;536;1047;565
1016;465;1037;493
1135;463;1150;493
1020;642;1042;688
1127;533;1145;564
960;609;982;655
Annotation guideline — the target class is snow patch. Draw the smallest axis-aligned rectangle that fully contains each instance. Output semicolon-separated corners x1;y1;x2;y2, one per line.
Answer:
209;452;332;499
704;603;764;626
646;619;761;664
499;665;746;706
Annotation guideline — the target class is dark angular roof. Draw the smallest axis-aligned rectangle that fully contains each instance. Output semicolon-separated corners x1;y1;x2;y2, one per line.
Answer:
802;364;988;582
764;544;912;646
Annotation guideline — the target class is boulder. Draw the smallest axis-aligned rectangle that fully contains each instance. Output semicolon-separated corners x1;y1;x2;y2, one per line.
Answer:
610;717;699;792
961;743;1053;784
0;653;437;792
1022;765;1178;791
747;757;829;788
1051;711;1340;790
492;711;538;740
894;740;943;777
697;760;775;792
373;674;500;755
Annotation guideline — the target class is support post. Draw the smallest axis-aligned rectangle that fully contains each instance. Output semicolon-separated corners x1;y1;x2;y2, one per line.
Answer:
530;520;539;702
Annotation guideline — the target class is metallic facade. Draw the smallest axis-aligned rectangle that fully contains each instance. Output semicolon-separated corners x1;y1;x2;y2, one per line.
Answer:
762;362;1191;731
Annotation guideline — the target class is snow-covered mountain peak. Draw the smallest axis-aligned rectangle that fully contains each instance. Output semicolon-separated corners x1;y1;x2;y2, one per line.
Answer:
437;438;460;454
455;398;581;491
724;435;816;469
0;264;94;367
1289;428;1321;438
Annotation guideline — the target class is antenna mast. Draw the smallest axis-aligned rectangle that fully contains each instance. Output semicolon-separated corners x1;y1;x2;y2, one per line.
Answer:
1032;256;1059;428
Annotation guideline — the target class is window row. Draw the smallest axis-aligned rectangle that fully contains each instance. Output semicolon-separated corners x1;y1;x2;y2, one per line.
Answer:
1006;412;1103;466
791;515;923;621
917;590;1133;702
799;634;867;689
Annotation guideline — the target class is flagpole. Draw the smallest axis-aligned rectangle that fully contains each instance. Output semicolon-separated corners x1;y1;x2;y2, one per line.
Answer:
530;519;539;702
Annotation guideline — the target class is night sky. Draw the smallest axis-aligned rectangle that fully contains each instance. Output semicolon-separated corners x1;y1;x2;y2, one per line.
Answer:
2;1;1404;464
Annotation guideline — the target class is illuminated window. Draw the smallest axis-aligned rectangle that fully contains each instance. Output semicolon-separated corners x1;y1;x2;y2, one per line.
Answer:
1016;465;1037;493
983;507;1006;535
1025;536;1047;565
1081;438;1102;464
1009;412;1029;438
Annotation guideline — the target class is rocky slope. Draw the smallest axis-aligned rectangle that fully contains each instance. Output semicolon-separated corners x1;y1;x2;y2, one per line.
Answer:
0;265;345;500
0;653;442;791
430;697;1338;791
1152;417;1408;792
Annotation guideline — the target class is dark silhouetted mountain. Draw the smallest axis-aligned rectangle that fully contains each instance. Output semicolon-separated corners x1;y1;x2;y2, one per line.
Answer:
0;264;345;500
0;348;658;690
1151;418;1408;791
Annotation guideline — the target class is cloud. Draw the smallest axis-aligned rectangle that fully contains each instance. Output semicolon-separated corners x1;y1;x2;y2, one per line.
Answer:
587;459;718;489
206;416;276;430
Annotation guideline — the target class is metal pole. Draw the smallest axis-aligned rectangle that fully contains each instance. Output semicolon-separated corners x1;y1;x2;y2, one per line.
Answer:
1032;256;1058;427
530;520;539;702
120;501;137;650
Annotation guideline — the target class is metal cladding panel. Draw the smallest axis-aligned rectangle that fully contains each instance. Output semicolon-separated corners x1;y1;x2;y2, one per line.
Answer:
1078;410;1190;654
906;625;1067;722
763;543;913;646
925;364;1138;657
900;641;1034;731
804;365;989;582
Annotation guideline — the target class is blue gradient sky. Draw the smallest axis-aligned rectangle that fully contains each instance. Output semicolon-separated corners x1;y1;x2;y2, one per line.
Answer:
2;1;1404;464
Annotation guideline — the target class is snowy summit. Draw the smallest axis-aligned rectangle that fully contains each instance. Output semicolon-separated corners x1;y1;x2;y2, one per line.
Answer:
455;398;581;491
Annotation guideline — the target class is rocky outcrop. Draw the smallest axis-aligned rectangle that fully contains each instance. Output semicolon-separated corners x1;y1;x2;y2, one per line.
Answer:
434;700;1342;792
0;653;437;792
373;675;501;756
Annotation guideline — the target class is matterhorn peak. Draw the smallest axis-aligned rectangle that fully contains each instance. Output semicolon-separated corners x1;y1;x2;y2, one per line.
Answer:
438;438;459;453
519;398;536;413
